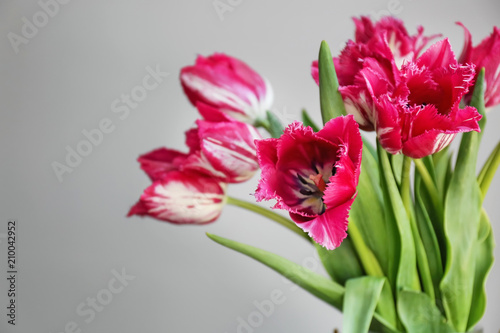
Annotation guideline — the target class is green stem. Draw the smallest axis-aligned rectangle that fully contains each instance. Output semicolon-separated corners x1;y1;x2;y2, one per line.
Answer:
401;157;436;300
400;155;412;215
413;158;443;217
478;140;500;198
348;217;385;277
398;156;433;297
226;196;311;242
254;118;272;133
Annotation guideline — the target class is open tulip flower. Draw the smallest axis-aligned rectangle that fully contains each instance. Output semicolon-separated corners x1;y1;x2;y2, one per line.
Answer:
311;16;438;132
129;17;500;333
312;19;482;159
373;39;482;158
255;116;362;250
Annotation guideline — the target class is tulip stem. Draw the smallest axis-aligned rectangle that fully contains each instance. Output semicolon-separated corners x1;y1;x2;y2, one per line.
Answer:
226;196;311;242
402;156;436;300
400;155;412;216
348;217;385;277
413;158;442;216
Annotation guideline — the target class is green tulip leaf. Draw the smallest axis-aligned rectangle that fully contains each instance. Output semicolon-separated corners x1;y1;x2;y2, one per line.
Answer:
343;276;385;333
467;209;495;330
207;233;344;308
318;40;345;124
350;144;388;274
265;110;285;138
414;174;444;304
432;147;453;205
207;233;400;332
390;154;404;187
398;290;454;333
315;239;363;286
377;144;420;292
440;68;485;332
301;109;320;132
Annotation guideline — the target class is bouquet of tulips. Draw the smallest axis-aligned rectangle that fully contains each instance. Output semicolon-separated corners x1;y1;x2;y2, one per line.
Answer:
128;16;500;333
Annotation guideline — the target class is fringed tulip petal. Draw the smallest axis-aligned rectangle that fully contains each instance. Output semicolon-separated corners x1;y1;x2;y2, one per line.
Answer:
458;24;500;107
255;116;362;249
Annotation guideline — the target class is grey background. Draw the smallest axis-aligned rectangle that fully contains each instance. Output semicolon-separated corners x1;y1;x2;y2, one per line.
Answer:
0;0;499;332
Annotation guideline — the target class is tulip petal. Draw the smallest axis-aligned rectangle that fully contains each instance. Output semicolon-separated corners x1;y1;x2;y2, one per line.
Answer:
458;24;500;107
185;128;201;153
474;27;500;107
138;148;187;181
180;53;273;123
255;138;279;202
417;39;457;70
197;119;261;183
296;198;354;250
402;130;456;159
311;60;320;85
316;114;363;170
402;103;480;158
196;102;234;122
457;22;473;65
373;95;403;155
323;151;358;208
128;171;226;224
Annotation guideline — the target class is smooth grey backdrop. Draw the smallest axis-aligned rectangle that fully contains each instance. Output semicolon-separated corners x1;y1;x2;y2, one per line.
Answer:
0;0;499;332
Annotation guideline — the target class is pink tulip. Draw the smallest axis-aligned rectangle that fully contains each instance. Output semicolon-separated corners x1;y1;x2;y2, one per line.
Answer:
372;39;481;158
458;23;500;108
180;53;273;124
127;170;227;224
312;17;481;158
138;119;261;184
255;115;362;250
311;17;437;131
311;16;437;83
129;116;262;224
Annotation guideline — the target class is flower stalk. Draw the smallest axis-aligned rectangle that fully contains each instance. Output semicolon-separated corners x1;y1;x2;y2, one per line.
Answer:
347;218;385;277
226;196;311;242
413;158;443;217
